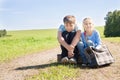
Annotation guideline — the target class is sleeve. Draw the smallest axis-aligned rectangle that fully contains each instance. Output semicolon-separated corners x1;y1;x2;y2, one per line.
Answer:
81;33;87;48
95;30;102;48
58;24;66;32
74;25;82;31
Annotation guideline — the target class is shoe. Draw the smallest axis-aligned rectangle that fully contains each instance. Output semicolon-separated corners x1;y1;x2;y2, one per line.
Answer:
69;58;77;64
61;57;69;63
81;64;87;67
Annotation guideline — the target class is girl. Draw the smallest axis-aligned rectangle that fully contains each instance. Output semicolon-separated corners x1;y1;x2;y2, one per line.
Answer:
77;17;102;66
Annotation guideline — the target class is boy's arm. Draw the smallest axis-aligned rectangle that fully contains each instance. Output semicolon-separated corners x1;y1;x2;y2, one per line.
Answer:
57;31;71;50
70;30;81;48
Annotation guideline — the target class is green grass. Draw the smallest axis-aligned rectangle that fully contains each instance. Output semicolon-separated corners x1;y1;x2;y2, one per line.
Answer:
25;63;80;80
0;29;58;62
25;26;120;80
1;27;120;80
95;26;105;38
95;26;120;43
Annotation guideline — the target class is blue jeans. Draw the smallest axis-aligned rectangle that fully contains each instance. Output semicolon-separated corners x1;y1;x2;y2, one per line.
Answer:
77;40;95;64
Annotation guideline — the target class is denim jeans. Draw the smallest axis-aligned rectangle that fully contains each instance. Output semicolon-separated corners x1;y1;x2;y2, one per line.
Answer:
77;40;95;64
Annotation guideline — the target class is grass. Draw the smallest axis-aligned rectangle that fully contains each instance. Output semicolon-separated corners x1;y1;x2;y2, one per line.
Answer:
0;29;58;62
1;27;120;80
25;26;120;80
25;63;80;80
95;26;120;43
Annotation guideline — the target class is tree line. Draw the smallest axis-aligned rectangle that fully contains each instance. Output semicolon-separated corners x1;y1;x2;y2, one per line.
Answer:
104;10;120;37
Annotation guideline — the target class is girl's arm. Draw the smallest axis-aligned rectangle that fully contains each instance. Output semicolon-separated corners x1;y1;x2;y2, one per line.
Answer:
95;30;102;49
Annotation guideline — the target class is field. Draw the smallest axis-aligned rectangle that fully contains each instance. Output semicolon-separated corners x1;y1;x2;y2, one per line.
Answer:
0;29;58;62
95;27;120;43
25;27;120;80
0;27;120;80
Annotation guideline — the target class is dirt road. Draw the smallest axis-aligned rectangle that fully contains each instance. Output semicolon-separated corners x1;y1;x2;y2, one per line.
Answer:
0;41;120;80
0;47;60;80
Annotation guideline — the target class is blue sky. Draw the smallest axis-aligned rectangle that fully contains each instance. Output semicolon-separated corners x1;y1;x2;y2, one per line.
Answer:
0;0;120;30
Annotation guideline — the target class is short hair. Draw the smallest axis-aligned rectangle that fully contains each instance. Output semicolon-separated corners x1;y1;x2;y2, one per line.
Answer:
63;15;76;24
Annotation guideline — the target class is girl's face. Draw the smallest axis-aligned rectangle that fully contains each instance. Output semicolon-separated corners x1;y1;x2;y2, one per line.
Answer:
64;22;75;32
83;19;94;32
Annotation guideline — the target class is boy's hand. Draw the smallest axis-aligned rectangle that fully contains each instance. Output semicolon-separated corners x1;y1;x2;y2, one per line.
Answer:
67;44;74;52
68;51;74;58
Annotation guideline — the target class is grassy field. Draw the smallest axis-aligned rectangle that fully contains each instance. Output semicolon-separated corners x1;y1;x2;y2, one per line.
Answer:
0;29;58;62
1;27;120;80
95;26;120;43
25;26;120;80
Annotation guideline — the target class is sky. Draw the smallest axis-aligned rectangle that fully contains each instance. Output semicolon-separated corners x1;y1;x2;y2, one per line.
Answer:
0;0;120;30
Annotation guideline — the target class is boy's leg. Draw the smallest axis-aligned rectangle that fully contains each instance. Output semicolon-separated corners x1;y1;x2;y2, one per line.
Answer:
64;31;78;58
77;41;88;64
60;31;69;58
61;31;77;58
65;31;79;61
65;31;78;63
61;31;78;63
60;45;68;58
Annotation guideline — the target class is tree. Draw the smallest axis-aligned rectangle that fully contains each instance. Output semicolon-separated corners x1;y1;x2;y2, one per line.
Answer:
0;29;7;37
104;10;120;37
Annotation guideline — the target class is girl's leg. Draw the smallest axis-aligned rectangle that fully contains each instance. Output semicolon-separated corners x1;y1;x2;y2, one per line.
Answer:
86;40;95;47
77;41;88;64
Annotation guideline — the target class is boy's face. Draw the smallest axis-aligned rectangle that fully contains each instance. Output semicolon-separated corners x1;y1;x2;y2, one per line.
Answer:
64;22;75;32
83;19;94;32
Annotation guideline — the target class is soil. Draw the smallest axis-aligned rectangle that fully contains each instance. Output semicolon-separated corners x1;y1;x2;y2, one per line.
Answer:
0;47;61;80
0;41;120;80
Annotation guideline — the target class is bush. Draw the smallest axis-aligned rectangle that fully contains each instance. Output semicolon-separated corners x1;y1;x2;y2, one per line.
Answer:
0;29;7;37
104;10;120;37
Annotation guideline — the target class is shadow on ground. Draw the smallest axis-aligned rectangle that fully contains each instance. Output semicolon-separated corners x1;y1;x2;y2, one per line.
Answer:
15;62;111;71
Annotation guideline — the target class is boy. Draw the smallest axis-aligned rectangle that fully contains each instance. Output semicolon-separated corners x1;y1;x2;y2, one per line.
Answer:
57;15;81;64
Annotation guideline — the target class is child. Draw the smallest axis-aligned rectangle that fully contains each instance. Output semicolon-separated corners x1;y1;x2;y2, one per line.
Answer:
77;17;102;66
57;15;81;64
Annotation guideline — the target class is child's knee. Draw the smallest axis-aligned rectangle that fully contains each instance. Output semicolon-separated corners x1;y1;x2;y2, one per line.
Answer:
87;40;94;46
77;41;84;47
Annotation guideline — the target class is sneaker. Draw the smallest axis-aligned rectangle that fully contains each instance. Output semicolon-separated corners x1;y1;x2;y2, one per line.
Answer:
69;58;77;64
81;64;87;67
61;57;69;63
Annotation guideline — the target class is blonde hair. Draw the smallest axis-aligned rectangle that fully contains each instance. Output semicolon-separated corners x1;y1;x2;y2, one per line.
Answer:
83;17;93;24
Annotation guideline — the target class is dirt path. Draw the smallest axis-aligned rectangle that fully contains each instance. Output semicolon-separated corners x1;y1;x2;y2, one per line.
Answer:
75;41;120;80
0;47;61;80
0;41;120;80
